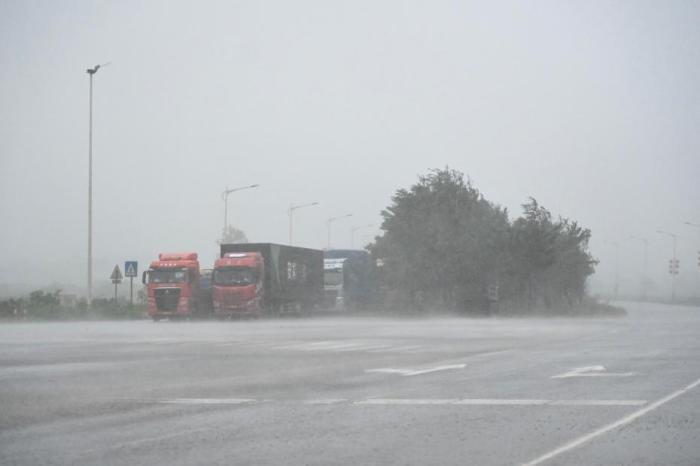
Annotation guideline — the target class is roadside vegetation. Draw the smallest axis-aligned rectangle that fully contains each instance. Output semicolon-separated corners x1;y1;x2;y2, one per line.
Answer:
0;289;146;321
369;168;623;316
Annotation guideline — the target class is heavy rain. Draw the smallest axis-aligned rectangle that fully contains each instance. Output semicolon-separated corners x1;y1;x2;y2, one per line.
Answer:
1;1;699;465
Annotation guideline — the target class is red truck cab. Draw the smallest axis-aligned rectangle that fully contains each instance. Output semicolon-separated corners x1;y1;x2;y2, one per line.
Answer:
212;252;264;317
143;252;201;321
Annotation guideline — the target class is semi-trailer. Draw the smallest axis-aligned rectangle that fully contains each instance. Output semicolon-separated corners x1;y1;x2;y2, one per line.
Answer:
323;249;377;310
214;243;324;318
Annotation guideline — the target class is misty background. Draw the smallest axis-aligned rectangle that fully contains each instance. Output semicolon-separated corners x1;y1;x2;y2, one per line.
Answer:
1;1;698;299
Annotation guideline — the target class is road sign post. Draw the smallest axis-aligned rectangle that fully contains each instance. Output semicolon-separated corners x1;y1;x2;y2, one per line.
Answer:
110;265;123;301
124;261;138;306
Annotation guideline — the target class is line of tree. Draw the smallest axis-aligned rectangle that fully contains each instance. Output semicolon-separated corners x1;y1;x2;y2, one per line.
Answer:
369;168;599;314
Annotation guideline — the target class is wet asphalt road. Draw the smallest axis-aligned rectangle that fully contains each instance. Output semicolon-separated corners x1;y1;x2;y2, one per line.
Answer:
1;302;699;465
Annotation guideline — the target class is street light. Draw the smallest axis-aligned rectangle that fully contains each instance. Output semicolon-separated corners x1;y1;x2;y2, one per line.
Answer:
86;62;110;309
611;241;620;299
684;222;700;298
288;202;319;245
222;184;259;239
627;235;649;300
327;214;353;249
657;230;678;302
350;224;376;248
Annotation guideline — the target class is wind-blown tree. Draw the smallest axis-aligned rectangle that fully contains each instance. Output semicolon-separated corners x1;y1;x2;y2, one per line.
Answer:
370;168;509;311
371;169;598;314
508;198;596;310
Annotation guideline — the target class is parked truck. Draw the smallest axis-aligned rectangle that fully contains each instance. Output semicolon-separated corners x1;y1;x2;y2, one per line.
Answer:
142;252;209;321
214;243;324;318
323;249;377;310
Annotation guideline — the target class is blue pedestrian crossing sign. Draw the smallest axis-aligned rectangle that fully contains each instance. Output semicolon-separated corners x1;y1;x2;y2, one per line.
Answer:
124;261;138;278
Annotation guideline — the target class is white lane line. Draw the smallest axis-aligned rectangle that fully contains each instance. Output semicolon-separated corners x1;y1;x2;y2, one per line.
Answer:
522;376;700;466
356;399;461;405
130;398;647;407
303;399;348;405
551;365;637;379
548;399;647;407
334;344;392;352
355;399;645;407
155;398;256;405
455;399;549;406
366;364;466;377
367;345;424;353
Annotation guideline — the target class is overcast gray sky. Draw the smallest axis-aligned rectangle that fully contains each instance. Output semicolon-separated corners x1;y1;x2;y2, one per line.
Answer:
1;0;699;297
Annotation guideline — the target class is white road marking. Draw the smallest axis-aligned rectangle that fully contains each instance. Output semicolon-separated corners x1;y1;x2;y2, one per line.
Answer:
551;365;637;379
132;397;647;407
548;399;647;407
455;399;549;406
366;364;466;377
355;399;645;407
356;399;461;405
155;398;256;405
367;345;424;353
522;376;700;466
303;399;348;405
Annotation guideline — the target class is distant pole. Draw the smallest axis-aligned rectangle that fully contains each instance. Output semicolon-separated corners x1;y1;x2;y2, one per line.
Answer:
657;230;678;302
288;202;319;245
222;184;259;241
685;222;700;298
628;236;649;300
86;62;109;308
612;241;620;299
327;214;353;249
350;224;376;248
129;276;134;306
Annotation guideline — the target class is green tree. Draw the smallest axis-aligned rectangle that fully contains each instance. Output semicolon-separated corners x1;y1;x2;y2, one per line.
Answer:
218;225;248;245
371;168;509;312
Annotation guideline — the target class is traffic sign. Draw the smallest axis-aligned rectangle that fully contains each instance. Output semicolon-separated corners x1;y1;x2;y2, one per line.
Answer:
110;264;123;283
125;261;138;278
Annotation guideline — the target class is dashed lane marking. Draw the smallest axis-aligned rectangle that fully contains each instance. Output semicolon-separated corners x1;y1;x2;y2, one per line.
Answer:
355;399;645;406
366;363;467;377
551;365;637;379
154;398;255;405
131;398;647;407
522;376;700;466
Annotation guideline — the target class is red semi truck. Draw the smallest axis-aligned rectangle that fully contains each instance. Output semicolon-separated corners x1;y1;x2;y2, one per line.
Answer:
142;252;204;321
213;243;324;318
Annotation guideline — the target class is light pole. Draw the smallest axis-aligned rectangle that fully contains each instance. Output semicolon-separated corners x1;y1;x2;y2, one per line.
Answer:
611;241;620;299
86;62;110;308
657;230;678;302
288;202;319;245
628;235;649;300
684;222;700;298
327;214;353;249
222;184;259;240
350;224;376;248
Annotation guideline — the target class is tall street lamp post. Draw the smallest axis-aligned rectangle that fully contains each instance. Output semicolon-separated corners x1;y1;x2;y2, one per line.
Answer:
684;222;700;298
612;241;620;299
86;62;110;308
657;230;678;302
327;214;353;249
288;202;319;245
222;184;259;240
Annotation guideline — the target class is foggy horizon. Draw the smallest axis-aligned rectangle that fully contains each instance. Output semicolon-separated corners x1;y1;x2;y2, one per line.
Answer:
1;1;699;298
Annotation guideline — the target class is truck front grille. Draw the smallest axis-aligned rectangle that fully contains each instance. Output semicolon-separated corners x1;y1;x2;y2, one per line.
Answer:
154;288;180;311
